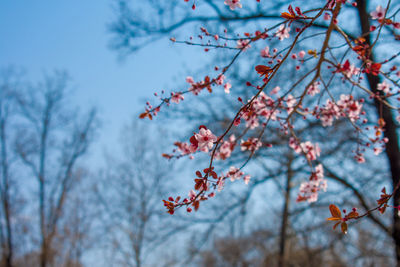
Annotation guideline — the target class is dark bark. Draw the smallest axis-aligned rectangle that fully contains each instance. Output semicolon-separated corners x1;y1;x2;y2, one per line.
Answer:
277;154;293;267
0;106;13;267
39;98;52;267
356;0;400;265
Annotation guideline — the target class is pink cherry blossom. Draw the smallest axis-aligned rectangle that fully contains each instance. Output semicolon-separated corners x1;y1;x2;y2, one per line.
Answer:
260;46;271;58
276;25;290;41
188;190;196;200
377;81;390;94
226;166;244;182
319;95;363;126
286;94;297;114
175;142;196;155
240;138;262;152
286;94;297;108
236;39;251;50
355;154;365;163
337;94;363;122
224;0;242;10
216;74;225;85
217;177;225;192
171;92;184;103
370;5;386;20
300;141;321;161
215;134;236;160
307;81;320;96
289;137;302;153
270;86;280;95
186;76;194;84
320;99;341;126
243;175;251;185
224;82;232;94
245;116;259;129
297;164;327;203
289;138;320;161
338;60;360;79
374;147;383;155
194;127;217;152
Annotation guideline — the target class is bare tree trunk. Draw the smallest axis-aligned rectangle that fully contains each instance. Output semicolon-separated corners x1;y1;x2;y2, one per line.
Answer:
278;154;293;267
39;102;51;267
356;1;400;265
0;108;13;267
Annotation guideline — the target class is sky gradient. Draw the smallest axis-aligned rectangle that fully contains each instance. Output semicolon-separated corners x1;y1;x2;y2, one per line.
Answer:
0;0;201;165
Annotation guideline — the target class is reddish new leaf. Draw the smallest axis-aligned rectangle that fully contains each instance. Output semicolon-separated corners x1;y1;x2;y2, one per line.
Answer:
327;204;342;221
255;65;273;78
341;222;348;234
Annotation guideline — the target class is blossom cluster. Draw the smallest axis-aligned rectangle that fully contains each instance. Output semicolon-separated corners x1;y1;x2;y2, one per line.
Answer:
319;95;363;127
297;164;327;203
152;1;400;218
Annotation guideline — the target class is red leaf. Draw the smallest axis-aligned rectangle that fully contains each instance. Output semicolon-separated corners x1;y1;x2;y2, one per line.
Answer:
347;211;359;219
288;5;295;16
333;221;341;230
193;201;200;211
281;12;295;20
329;204;342;219
139;112;148;119
341;222;348;234
162;153;172;159
255;65;273;78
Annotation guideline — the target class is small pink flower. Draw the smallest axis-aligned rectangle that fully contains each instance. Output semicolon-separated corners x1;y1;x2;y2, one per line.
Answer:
188;190;196;200
270;86;280;95
194;127;217;152
237;39;251;50
217;177;225;192
300;141;320;161
377;81;390;94
355;154;365;163
371;5;386;20
374;147;383;155
286;94;297;114
224;0;242;10
226;166;244;182
286;94;297;108
243;175;251;185
216;74;225;85
186;76;194;84
260;46;271;58
240;138;262;152
289;137;301;153
276;25;290;41
215;134;236;160
307;81;320;96
224;83;232;94
296;164;327;203
171;92;184;103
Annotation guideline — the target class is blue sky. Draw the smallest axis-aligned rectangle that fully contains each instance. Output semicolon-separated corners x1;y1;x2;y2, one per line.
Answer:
0;0;203;165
